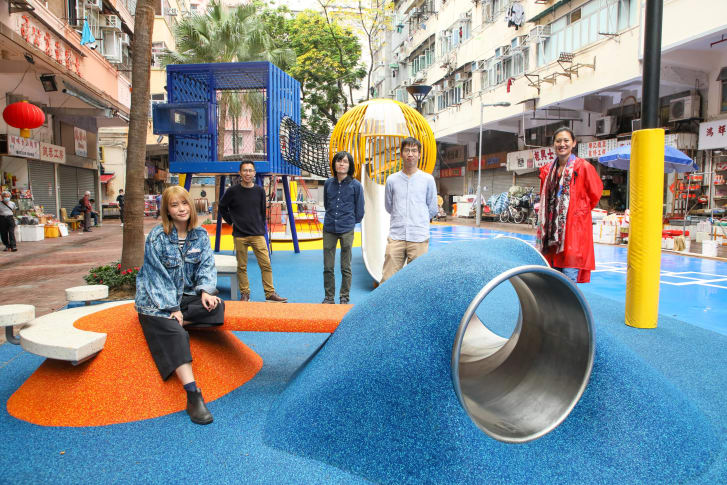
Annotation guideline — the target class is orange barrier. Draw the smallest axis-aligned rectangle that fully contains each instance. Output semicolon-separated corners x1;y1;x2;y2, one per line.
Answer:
8;302;351;427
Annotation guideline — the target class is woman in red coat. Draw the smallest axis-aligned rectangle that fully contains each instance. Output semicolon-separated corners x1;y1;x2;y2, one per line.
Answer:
537;127;603;283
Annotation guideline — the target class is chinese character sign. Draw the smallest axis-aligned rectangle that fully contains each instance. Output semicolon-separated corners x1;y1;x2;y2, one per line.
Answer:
8;135;40;158
74;127;88;157
699;120;727;150
506;148;556;173
17;15;82;77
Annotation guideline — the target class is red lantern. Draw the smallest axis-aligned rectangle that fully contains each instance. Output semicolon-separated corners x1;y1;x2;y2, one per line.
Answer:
3;100;45;138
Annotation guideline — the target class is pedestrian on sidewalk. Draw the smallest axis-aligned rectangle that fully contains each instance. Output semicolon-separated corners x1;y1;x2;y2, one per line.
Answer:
0;191;18;252
322;151;364;304
80;191;93;232
116;189;125;226
537;126;602;283
135;185;224;425
380;137;438;283
218;161;287;302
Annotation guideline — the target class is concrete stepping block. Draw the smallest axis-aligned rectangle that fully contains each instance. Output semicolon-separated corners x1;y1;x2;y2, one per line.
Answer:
19;301;127;363
0;304;36;327
65;285;109;302
215;255;239;300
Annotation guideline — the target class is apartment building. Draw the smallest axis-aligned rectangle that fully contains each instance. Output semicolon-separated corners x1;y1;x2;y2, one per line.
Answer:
375;0;727;214
0;0;133;218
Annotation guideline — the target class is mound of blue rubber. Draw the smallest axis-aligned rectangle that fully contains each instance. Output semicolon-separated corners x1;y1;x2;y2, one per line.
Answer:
264;238;719;484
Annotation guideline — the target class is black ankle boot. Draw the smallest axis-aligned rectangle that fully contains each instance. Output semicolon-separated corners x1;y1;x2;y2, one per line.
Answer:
186;389;213;425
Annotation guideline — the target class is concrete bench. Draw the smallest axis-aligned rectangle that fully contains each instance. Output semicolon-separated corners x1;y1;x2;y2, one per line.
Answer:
0;304;35;345
214;254;239;300
65;285;109;305
19;301;128;365
16;301;350;364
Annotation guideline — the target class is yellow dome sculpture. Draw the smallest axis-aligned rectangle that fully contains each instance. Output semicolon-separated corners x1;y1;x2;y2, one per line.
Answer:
329;99;436;184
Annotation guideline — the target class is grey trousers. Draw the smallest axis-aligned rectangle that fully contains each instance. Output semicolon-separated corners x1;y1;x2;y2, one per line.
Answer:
323;230;354;300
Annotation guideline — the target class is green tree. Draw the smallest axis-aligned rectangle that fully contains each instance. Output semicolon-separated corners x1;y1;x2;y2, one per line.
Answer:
261;7;366;136
162;1;295;215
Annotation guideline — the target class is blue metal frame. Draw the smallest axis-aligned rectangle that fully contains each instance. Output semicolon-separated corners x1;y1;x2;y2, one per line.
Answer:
161;62;303;253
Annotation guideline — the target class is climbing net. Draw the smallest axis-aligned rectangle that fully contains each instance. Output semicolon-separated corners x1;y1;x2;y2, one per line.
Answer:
279;116;331;178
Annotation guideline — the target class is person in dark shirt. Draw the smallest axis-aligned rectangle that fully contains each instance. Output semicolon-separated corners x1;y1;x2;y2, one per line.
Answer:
322;151;364;304
116;189;125;226
218;161;287;302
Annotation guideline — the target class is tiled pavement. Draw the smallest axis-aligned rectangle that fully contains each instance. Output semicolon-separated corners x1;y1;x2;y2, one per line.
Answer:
0;218;159;343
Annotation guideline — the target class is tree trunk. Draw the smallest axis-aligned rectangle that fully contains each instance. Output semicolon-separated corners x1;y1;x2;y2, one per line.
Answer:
120;1;155;271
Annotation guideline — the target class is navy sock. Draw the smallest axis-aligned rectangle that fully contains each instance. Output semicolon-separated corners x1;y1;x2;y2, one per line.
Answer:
183;381;198;392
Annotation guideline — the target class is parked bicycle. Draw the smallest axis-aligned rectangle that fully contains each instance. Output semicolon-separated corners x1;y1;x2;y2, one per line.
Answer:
499;196;526;223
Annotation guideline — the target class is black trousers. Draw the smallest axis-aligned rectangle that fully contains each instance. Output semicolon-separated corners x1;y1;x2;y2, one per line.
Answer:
0;215;16;249
138;294;225;380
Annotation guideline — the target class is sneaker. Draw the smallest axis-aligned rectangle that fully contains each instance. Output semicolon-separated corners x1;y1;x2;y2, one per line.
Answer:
265;293;288;303
322;298;335;304
339;297;349;305
10;248;18;252
240;293;250;302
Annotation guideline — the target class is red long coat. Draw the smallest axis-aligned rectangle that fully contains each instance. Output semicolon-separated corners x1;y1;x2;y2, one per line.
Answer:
539;157;603;283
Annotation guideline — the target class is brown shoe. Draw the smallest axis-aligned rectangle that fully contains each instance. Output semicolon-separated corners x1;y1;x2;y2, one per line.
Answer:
265;293;287;303
240;293;250;302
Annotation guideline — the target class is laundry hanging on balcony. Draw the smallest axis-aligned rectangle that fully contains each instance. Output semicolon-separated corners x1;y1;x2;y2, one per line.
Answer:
80;19;96;48
506;2;525;30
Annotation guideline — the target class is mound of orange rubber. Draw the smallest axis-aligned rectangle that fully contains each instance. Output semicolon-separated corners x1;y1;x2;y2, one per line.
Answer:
8;303;261;427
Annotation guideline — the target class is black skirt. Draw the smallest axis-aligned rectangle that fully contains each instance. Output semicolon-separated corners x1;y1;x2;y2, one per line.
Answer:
138;294;225;380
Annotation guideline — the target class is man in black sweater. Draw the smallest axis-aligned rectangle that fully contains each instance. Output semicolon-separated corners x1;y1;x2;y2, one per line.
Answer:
218;161;287;302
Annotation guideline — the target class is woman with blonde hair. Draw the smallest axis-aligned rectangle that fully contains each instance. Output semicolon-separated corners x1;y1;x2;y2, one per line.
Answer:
135;185;224;424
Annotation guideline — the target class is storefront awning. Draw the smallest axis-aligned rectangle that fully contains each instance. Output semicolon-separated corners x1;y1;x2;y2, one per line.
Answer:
100;174;115;184
527;0;572;24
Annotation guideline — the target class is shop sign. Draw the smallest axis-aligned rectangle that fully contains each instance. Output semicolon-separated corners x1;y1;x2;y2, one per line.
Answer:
698;119;727;150
16;15;82;77
506;147;556;172
74;127;88;157
579;139;619;159
440;167;463;178
442;145;466;163
40;143;66;163
8;135;40;158
467;152;507;171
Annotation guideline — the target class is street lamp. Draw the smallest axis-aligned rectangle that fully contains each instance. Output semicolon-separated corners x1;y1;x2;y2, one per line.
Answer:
475;101;511;226
406;85;432;113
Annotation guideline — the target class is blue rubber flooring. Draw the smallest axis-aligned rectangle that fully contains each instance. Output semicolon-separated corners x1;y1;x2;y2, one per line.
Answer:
0;227;725;483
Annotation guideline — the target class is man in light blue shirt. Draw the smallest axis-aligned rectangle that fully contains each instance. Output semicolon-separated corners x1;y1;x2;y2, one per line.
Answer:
381;137;438;283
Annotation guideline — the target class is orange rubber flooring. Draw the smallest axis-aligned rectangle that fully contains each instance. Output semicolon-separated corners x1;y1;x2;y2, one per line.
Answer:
7;301;351;427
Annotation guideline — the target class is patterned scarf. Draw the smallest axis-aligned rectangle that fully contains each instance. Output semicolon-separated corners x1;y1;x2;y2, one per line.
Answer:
537;155;575;254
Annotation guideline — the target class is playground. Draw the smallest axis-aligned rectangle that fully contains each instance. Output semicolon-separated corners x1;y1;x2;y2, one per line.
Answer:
1;62;726;483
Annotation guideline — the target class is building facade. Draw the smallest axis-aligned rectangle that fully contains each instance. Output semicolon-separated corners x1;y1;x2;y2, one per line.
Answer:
0;0;133;220
374;0;727;214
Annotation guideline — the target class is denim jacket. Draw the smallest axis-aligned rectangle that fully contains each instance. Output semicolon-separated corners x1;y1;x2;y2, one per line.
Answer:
135;225;218;317
323;176;364;234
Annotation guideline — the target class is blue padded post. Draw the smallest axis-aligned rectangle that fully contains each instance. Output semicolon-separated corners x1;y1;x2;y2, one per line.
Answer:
183;173;192;191
256;174;271;255
214;175;226;253
281;175;300;253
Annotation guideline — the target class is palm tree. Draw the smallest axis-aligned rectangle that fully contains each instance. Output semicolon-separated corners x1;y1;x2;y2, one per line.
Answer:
162;1;295;217
120;0;155;270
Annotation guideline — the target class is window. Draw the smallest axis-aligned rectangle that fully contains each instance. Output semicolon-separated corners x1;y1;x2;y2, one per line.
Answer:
722;81;727;113
537;0;637;67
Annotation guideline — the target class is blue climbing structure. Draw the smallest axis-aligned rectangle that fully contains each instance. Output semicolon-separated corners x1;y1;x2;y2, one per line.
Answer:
152;61;302;252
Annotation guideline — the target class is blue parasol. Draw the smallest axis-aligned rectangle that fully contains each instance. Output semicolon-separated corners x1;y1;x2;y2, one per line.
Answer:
80;19;96;47
597;144;697;172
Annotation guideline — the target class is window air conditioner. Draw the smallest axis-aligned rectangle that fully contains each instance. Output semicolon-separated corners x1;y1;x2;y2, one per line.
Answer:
595;115;617;136
85;0;102;11
102;15;122;31
669;95;700;122
168;8;178;16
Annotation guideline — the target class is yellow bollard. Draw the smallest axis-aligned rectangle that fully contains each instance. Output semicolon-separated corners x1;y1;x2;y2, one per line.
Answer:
178;174;186;187
625;129;665;328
